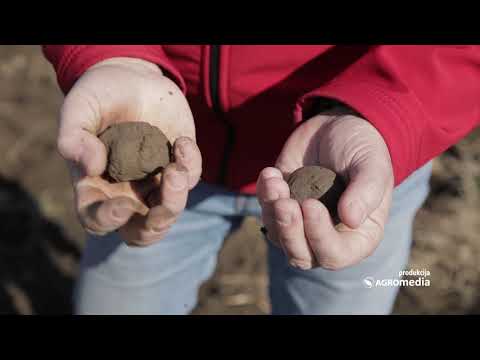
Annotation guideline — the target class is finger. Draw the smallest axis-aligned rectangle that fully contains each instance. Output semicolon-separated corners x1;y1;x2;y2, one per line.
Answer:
129;137;200;202
260;178;290;246
258;167;284;182
119;208;178;247
147;163;189;212
257;168;290;205
143;163;189;234
57;129;107;177
256;167;286;206
58;92;107;176
256;171;290;247
273;198;314;270
118;164;190;246
338;160;393;229
274;116;335;176
302;199;379;270
129;175;162;203
301;198;344;269
77;186;141;235
173;136;202;189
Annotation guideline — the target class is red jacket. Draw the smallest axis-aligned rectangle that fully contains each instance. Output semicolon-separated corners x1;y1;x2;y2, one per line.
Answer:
43;45;480;194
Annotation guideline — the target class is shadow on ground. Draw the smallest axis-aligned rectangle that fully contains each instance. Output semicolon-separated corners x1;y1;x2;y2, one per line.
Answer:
0;176;80;314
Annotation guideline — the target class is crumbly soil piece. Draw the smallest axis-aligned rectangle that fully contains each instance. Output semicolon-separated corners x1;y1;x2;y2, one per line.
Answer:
287;166;346;224
99;122;172;182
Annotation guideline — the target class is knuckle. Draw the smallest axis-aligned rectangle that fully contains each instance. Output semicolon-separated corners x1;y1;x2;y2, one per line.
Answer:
126;231;165;247
162;205;183;220
312;251;346;271
273;199;298;224
78;209;114;237
266;177;288;193
260;180;285;203
301;199;327;218
273;197;290;211
288;258;313;270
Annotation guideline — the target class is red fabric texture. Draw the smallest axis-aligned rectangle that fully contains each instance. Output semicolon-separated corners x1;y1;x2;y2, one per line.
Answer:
43;45;480;193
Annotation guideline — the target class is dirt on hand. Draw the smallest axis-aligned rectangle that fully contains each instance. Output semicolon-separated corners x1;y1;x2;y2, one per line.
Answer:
287;166;346;224
99;122;172;182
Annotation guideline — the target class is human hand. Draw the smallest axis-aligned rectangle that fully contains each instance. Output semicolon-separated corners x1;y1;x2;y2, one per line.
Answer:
57;57;201;246
257;108;394;270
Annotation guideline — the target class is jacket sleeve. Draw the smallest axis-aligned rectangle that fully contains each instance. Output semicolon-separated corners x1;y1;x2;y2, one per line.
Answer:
42;45;186;95
295;45;480;186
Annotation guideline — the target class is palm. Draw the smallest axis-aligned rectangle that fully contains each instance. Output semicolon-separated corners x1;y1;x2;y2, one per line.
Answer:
281;113;390;218
69;61;195;211
58;58;201;245
258;112;394;270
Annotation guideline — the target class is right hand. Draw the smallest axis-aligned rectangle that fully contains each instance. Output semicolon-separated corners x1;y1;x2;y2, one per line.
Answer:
57;57;201;246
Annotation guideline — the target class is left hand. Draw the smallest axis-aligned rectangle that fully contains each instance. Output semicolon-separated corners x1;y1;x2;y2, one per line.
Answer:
256;108;394;270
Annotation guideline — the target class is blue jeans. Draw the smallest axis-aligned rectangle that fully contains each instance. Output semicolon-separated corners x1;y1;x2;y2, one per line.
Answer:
74;162;433;314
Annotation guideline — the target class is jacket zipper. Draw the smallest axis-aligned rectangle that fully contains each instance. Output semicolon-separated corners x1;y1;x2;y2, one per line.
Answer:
209;45;234;185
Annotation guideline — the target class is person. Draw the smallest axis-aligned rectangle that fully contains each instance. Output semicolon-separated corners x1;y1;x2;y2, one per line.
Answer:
43;45;480;315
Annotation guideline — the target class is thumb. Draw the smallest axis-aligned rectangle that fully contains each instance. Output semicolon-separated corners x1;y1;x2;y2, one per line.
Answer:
338;157;393;228
57;91;107;177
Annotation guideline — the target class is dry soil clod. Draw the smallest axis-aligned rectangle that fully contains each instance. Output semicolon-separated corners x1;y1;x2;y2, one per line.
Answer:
287;165;346;224
99;122;172;182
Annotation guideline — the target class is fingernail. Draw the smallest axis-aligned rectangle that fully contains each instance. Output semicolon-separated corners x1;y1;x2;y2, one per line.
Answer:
166;170;187;190
175;143;185;160
176;139;190;159
262;167;281;180
289;259;311;271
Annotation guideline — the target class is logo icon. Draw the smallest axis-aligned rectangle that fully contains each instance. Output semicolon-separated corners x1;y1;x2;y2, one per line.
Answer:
363;277;375;288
